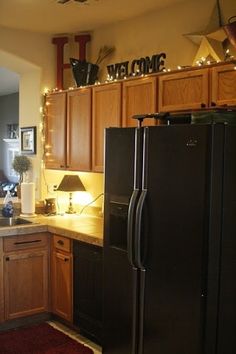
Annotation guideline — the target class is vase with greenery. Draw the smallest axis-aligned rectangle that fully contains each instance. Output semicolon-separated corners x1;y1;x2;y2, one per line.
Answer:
12;155;32;198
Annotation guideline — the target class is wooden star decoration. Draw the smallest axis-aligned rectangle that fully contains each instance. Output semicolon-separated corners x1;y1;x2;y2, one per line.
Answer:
184;3;228;65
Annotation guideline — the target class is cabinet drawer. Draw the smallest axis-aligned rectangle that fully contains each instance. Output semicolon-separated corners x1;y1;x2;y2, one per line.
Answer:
3;233;49;252
53;235;71;253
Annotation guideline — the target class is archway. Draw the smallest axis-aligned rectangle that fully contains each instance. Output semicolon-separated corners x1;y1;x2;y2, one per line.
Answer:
0;49;42;199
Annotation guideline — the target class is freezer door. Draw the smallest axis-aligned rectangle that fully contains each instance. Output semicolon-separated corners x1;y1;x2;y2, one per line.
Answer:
140;125;211;354
103;127;141;354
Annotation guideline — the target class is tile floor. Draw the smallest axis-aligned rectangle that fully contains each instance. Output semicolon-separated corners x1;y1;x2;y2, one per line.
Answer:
48;321;102;354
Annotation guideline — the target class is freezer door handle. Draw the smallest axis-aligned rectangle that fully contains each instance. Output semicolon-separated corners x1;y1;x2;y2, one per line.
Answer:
135;189;147;269
127;189;139;266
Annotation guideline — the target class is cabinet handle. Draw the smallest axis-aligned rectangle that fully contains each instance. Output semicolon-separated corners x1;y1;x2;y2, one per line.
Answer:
14;240;41;246
201;103;206;108
56;253;70;262
57;240;64;246
211;101;216;107
60;165;64;168
5;256;10;261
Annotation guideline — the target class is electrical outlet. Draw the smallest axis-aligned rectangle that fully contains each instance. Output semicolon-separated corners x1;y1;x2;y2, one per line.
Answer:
48;184;57;193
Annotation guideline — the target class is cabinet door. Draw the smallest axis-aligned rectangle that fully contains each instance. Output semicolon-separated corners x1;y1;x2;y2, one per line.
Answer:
122;76;157;127
51;250;73;322
92;83;121;172
0;238;3;323
158;69;209;112
4;249;49;320
211;63;236;107
67;88;92;171
44;92;67;169
73;241;103;343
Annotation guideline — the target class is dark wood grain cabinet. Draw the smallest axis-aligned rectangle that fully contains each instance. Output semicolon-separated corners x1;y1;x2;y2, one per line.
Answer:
73;240;103;344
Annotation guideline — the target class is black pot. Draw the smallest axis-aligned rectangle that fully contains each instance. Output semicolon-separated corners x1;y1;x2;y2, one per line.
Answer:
70;58;99;86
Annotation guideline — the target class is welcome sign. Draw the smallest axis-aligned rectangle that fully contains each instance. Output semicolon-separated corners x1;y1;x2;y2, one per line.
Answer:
107;53;166;80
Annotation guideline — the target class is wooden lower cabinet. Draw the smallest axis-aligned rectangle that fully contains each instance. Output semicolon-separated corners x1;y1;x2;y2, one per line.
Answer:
51;235;73;323
73;240;103;343
1;230;102;341
3;233;49;320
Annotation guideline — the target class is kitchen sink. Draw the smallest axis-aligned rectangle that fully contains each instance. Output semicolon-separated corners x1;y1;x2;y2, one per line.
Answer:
0;217;33;227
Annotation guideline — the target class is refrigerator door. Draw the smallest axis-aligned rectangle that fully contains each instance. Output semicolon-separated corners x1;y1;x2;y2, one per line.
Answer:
103;127;142;354
139;125;211;354
217;124;236;353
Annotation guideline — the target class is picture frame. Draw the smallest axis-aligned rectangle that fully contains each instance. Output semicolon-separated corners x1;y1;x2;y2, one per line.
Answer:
20;126;37;155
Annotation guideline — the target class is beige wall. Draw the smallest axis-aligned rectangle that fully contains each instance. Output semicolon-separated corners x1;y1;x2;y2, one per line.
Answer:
0;27;55;199
90;0;236;81
0;0;235;207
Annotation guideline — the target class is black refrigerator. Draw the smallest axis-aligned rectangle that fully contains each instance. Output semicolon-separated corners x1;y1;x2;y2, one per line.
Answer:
103;122;236;354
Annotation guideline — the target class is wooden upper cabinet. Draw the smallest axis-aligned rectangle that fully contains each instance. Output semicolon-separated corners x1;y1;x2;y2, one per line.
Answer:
211;63;236;107
67;88;92;171
122;76;157;127
44;92;67;169
92;83;122;172
158;68;209;113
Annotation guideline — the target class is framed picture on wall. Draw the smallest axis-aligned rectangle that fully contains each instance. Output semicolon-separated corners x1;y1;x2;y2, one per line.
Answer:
21;126;37;154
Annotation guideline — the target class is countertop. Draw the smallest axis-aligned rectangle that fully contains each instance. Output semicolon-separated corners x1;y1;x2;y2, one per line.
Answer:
0;213;104;247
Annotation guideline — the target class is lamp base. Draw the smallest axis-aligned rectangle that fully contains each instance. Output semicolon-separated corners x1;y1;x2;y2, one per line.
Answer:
65;209;76;214
65;192;76;214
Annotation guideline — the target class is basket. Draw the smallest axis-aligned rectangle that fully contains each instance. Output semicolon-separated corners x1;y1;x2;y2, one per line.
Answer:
70;58;99;87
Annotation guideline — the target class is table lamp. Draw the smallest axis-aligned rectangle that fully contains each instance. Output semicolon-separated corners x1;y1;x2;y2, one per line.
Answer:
57;175;86;214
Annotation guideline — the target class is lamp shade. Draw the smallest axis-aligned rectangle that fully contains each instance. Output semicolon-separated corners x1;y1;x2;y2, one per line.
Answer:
57;175;86;192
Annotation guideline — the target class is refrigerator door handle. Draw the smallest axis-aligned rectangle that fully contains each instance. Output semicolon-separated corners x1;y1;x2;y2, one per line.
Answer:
127;188;140;266
135;189;147;269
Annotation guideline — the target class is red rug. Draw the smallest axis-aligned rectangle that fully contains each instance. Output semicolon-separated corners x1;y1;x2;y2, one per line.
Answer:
0;322;94;354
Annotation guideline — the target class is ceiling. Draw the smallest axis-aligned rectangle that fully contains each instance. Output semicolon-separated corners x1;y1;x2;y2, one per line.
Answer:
0;0;184;35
